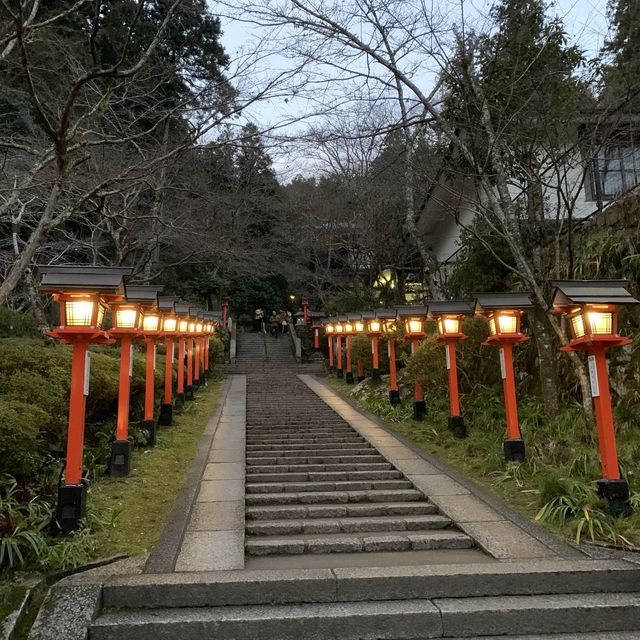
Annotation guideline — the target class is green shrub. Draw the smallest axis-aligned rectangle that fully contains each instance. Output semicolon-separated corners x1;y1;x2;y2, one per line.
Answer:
0;307;38;338
208;336;225;364
0;400;49;479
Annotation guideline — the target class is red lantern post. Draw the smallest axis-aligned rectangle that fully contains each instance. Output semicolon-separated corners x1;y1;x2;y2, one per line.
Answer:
221;298;229;327
398;306;428;421
302;296;309;324
474;293;533;462
428;300;472;439
366;311;383;383
324;320;335;372
353;316;367;382
335;320;344;378
343;316;357;384
174;302;190;405
39;265;131;532
378;309;400;405
551;280;638;516
158;296;179;426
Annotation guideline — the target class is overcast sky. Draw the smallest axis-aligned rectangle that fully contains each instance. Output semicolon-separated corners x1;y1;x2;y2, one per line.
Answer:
212;0;611;177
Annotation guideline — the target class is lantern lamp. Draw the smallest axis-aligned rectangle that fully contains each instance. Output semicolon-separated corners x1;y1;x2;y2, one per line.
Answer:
428;300;473;438
550;280;639;516
335;316;347;378
474;292;534;462
156;296;179;426
377;309;400;403
396;306;428;420
39;265;132;533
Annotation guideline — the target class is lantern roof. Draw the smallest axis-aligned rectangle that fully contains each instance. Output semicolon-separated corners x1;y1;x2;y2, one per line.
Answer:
347;312;362;322
426;299;473;317
550;280;639;307
124;285;162;306
375;309;398;320
211;311;222;321
38;265;131;294
473;292;534;312
337;314;348;322
321;317;332;325
174;301;191;315
309;311;324;319
395;305;428;318
157;295;179;312
361;311;376;320
189;307;201;318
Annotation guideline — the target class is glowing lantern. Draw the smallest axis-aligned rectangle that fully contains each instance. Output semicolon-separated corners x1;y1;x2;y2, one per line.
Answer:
157;296;179;426
551;279;639;516
39;265;131;533
474;292;533;462
397;306;428;420
377;309;400;404
428;300;473;438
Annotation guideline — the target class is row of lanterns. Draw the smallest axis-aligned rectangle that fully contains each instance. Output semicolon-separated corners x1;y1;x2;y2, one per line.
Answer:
38;265;227;533
317;280;638;516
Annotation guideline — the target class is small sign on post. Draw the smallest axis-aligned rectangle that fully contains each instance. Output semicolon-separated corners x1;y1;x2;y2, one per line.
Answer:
588;354;600;397
84;351;91;396
499;348;506;380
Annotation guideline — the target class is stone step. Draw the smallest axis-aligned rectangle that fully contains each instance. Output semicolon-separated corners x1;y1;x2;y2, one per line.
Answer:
246;514;451;536
245;455;386;466
245;530;474;556
100;561;640;610
246;470;403;483
246;442;369;452
433;592;640;637
246;463;394;474
245;489;426;506
246;436;364;444
96;594;442;637
246;502;438;521
246;447;375;458
246;479;413;494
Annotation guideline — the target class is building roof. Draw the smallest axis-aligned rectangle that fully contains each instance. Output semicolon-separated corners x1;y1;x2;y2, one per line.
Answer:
473;292;534;312
550;280;639;306
125;285;162;306
38;265;132;294
426;300;473;316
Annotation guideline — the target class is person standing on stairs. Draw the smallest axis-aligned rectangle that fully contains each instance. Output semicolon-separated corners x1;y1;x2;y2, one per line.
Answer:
269;310;279;338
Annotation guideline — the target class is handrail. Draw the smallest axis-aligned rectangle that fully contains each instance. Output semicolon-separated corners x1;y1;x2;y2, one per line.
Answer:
288;321;302;363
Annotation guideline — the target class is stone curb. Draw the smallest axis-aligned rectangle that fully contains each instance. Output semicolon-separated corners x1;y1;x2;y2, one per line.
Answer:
144;376;234;573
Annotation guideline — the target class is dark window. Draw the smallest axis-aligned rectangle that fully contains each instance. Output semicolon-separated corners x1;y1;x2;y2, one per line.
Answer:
588;144;640;201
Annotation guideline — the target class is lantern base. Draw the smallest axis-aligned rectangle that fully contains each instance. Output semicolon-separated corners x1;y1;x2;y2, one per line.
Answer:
54;483;86;534
358;375;365;383
597;479;632;517
193;378;201;390
346;371;354;384
371;368;381;383
159;403;173;426
413;400;426;421
185;385;194;401
503;438;526;463
109;439;131;477
176;392;186;407
389;389;401;406
448;415;467;439
336;369;344;378
142;419;156;447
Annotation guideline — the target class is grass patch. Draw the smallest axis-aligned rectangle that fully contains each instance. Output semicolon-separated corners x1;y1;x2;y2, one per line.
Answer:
324;375;640;549
89;377;224;558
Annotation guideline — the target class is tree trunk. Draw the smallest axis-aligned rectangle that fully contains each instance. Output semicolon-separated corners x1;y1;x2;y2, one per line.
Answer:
529;307;559;418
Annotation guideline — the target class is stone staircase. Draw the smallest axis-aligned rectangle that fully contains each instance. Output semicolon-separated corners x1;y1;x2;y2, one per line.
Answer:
244;373;475;561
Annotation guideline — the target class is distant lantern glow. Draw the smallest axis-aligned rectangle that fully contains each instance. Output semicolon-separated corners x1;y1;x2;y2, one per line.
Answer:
64;300;95;327
335;323;344;333
188;322;196;332
498;315;517;334
571;313;585;339
406;319;423;335
163;317;177;332
344;322;353;333
196;323;203;333
115;308;138;329
179;320;188;332
143;315;160;332
438;317;461;336
355;321;365;333
369;320;381;333
326;324;335;334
